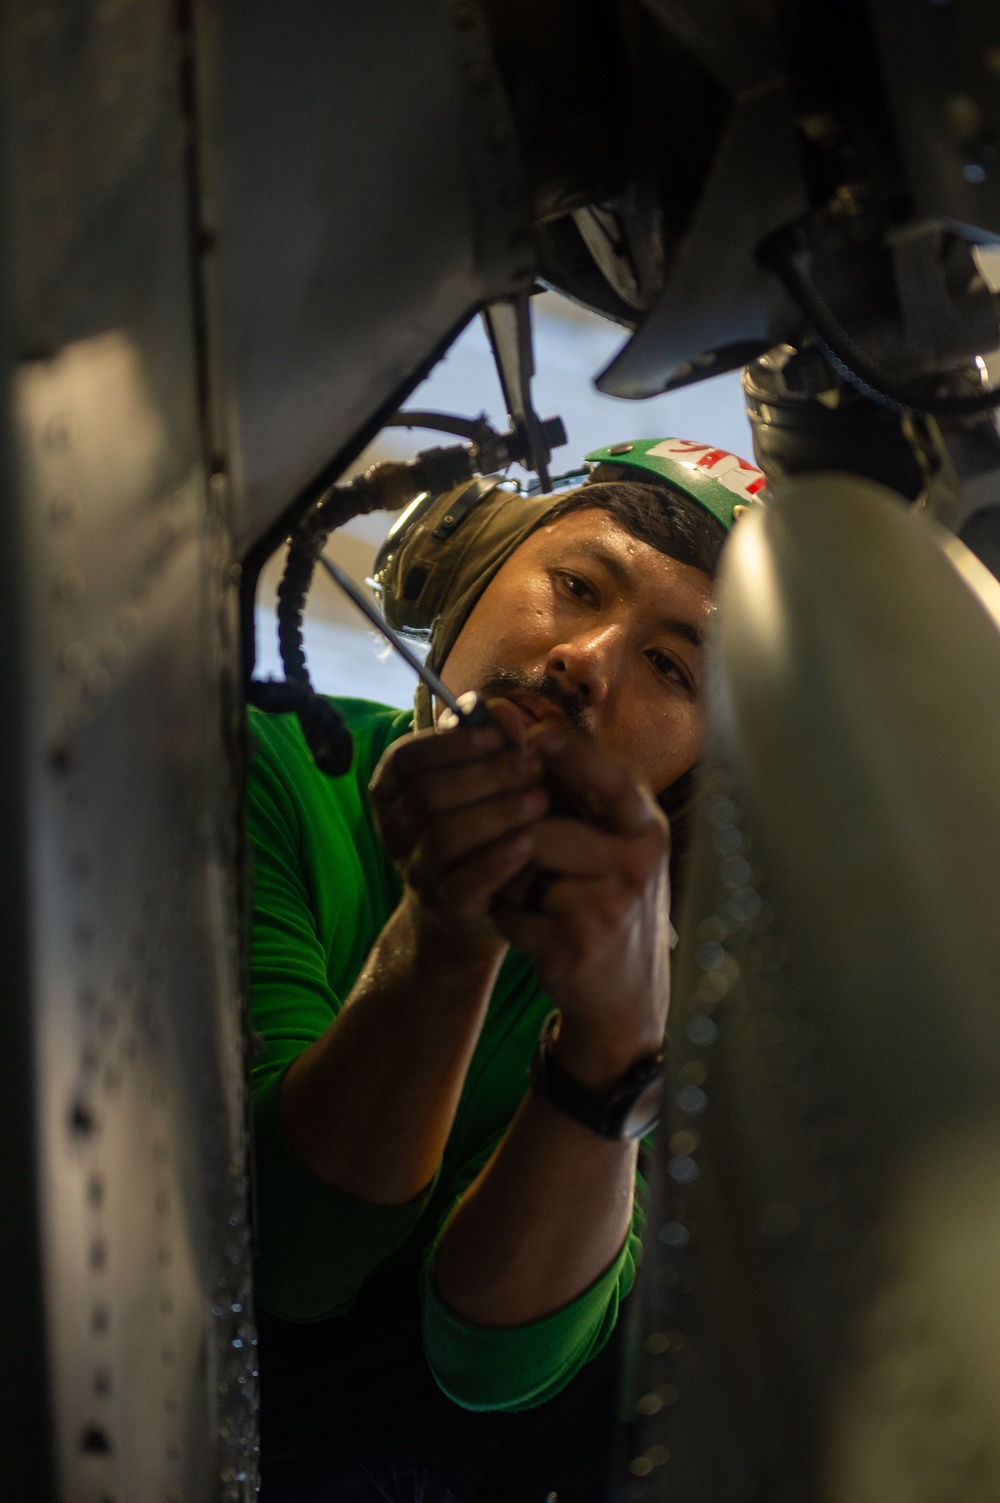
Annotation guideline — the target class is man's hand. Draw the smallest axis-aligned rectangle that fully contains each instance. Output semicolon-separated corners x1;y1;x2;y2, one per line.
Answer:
372;708;671;1083
369;703;547;954
281;700;551;1205
433;733;670;1328
492;727;672;1088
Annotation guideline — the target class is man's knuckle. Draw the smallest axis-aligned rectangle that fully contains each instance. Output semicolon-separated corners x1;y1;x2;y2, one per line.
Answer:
411;779;441;820
418;824;449;868
593;891;626;929
564;928;591;966
377;822;405;859
622;832;662;876
496;760;522;794
387;735;416;768
403;856;428;896
650;819;671;853
484;839;515;876
436;872;465;909
500;786;532;819
622;865;651;900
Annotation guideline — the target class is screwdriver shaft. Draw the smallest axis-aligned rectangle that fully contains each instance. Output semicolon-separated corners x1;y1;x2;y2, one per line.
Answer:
316;552;465;716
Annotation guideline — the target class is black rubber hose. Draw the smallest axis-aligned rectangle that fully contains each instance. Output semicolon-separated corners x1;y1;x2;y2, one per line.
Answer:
246;676;355;776
759;229;1000;418
250;487;382;777
277;488;369;682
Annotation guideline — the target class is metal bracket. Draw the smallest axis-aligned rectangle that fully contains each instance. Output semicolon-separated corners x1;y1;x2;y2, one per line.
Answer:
481;290;554;491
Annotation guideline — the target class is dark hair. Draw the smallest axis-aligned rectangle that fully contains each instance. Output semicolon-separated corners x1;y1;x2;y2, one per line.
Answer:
543;479;728;579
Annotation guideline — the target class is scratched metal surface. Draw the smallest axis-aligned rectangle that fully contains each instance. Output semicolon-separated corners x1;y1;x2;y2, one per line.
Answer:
0;2;255;1498
216;0;535;553
621;481;1000;1503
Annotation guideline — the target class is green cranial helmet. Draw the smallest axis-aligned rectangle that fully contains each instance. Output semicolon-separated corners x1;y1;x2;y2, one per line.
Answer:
584;437;766;531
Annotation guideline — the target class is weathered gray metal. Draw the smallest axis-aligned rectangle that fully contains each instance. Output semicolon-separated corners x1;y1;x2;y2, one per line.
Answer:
217;0;535;554
0;2;255;1498
622;477;1000;1501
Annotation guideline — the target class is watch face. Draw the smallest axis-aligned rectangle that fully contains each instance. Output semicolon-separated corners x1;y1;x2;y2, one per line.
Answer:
621;1074;665;1140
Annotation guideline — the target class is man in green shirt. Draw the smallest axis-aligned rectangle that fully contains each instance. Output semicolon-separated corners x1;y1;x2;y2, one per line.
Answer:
248;441;765;1502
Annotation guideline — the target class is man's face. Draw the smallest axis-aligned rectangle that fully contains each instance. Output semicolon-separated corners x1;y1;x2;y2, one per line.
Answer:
439;507;716;797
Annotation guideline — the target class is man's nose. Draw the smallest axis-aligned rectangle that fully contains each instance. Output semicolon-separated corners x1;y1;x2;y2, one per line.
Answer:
544;626;620;704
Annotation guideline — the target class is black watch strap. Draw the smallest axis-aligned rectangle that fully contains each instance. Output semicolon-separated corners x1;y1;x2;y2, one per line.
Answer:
530;1016;664;1141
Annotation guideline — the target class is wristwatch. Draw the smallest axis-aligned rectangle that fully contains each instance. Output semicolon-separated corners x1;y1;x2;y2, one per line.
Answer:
530;1015;665;1141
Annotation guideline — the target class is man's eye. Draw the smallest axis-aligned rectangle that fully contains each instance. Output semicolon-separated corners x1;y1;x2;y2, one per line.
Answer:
556;571;595;603
649;650;691;690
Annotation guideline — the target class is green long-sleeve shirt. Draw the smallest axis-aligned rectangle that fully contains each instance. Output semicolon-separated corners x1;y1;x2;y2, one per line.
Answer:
247;697;644;1412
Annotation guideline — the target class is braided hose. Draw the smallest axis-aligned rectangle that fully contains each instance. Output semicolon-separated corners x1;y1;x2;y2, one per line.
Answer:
760;229;1000;418
249;486;386;777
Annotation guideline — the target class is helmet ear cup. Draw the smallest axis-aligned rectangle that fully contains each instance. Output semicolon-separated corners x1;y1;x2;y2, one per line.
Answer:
374;477;569;687
372;479;503;636
376;489;445;581
400;565;429;603
373;476;557;646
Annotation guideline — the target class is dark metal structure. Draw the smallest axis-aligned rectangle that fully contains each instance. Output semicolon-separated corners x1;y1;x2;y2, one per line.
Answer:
618;477;1000;1502
0;3;255;1499
5;0;1000;1497
221;0;537;559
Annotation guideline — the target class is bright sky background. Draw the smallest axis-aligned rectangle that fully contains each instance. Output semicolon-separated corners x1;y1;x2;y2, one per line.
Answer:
254;293;754;710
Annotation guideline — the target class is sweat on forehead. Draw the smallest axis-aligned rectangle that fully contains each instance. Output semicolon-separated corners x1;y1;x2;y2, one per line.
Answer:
542;482;727;580
507;510;712;647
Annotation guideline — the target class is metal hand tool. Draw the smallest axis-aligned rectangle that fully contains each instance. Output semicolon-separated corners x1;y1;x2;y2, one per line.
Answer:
316;552;494;726
316;552;582;911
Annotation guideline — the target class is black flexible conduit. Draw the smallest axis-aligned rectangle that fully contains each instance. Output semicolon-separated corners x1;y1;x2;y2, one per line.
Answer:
760;229;1000;418
247;486;383;776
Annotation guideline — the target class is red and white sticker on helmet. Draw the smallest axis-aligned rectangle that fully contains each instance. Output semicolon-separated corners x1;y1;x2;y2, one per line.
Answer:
647;439;766;502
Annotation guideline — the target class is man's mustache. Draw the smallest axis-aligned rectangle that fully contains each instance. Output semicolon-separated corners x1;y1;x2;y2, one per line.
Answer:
476;669;590;735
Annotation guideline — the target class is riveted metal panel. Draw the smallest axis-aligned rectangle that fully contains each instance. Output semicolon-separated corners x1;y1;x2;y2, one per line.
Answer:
216;0;534;552
0;2;255;1499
